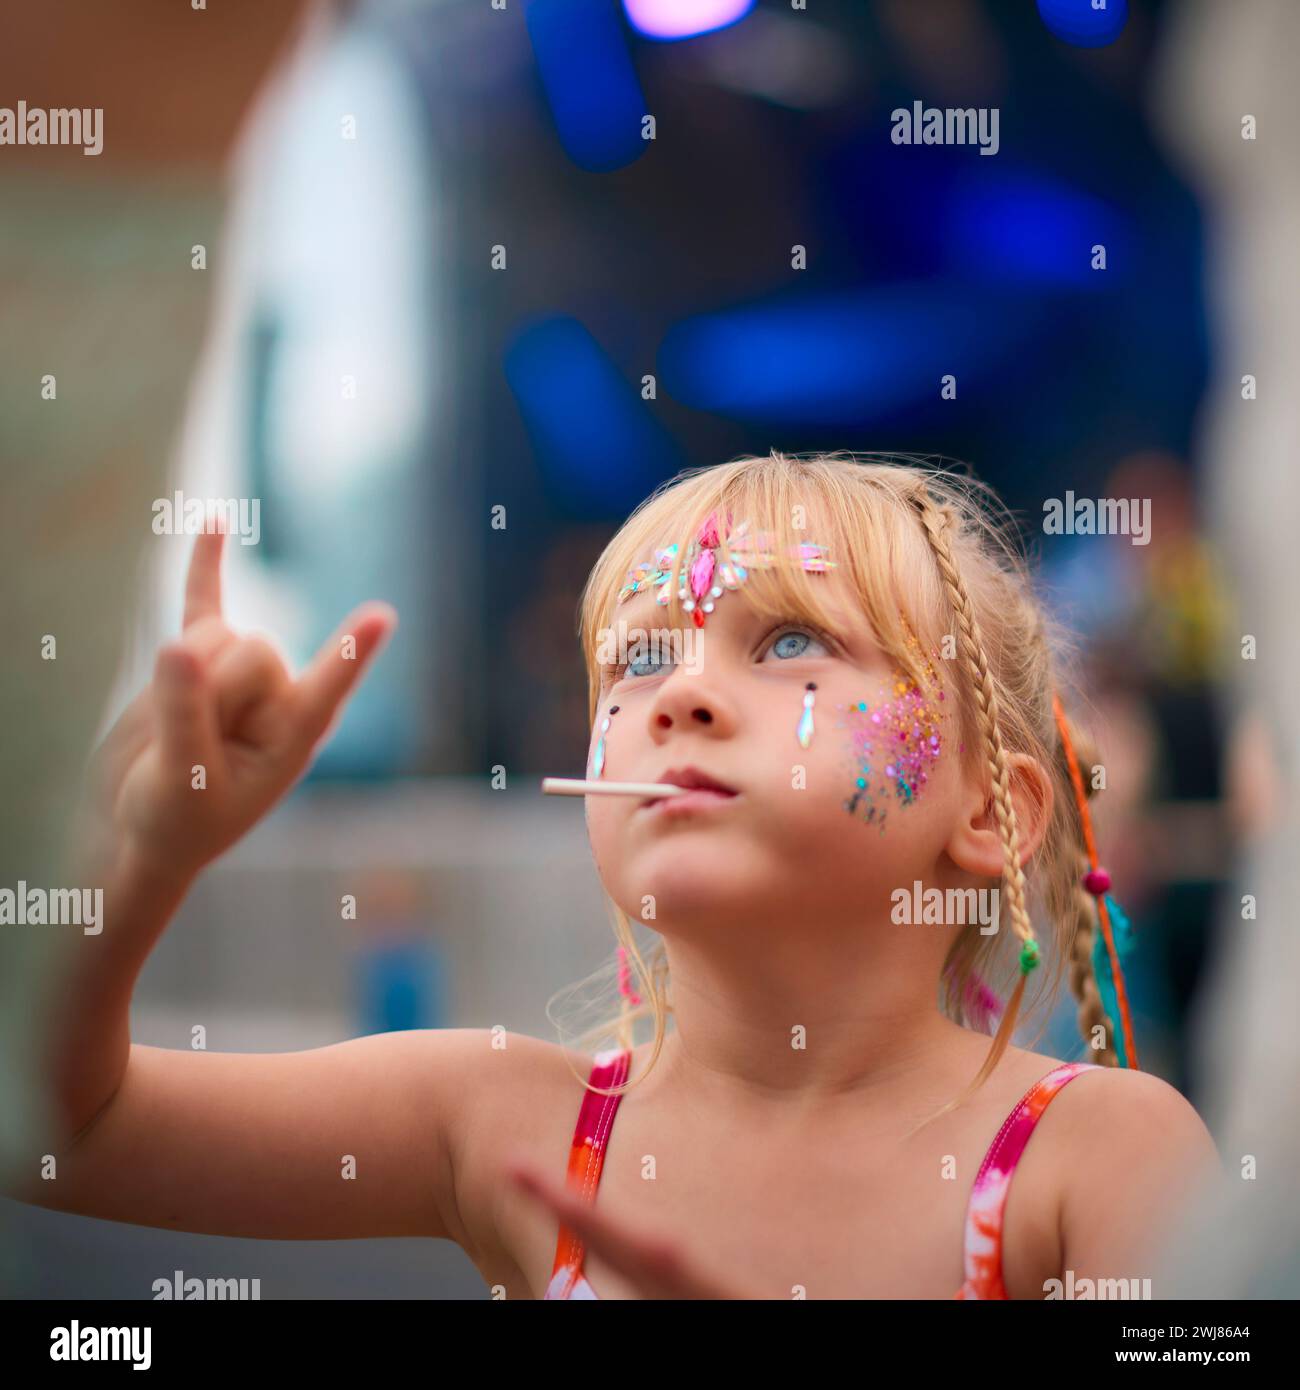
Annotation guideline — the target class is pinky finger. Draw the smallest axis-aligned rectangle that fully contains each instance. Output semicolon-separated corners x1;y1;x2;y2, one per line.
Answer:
292;602;397;752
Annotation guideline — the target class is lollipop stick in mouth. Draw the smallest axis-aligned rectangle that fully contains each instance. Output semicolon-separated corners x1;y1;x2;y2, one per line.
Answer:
541;778;689;799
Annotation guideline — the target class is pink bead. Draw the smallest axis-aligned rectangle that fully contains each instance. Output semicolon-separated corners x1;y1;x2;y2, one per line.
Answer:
1083;868;1111;896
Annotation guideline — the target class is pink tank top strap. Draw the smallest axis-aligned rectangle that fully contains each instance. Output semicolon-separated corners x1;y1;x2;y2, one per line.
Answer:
543;1047;632;1300
954;1060;1101;1300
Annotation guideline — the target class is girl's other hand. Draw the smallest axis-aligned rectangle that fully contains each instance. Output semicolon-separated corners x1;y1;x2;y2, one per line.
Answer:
507;1159;764;1300
88;525;396;885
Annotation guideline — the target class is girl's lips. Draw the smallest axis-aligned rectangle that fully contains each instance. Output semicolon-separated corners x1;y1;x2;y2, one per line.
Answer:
639;765;739;817
640;787;739;817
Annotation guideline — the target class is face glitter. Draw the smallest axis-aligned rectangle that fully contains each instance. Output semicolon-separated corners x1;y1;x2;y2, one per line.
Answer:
837;637;946;831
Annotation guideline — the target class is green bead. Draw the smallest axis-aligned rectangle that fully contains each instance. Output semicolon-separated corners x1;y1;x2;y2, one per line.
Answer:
1019;939;1041;974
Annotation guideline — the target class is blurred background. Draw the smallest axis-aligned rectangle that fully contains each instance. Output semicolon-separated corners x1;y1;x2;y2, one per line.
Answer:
2;0;1296;1298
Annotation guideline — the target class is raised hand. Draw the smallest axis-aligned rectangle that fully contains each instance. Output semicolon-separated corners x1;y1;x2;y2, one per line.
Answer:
87;525;396;885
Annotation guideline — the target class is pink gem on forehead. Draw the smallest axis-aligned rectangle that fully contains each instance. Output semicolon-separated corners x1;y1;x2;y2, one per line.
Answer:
616;510;834;628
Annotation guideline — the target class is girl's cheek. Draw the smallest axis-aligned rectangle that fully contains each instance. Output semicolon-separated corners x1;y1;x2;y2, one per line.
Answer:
586;798;618;851
834;659;948;833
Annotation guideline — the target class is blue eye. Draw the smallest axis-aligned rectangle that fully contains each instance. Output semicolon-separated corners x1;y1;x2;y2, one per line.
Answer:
626;647;674;679
763;628;830;661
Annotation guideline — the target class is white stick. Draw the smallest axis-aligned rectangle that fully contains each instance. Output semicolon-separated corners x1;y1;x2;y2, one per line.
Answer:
541;777;689;799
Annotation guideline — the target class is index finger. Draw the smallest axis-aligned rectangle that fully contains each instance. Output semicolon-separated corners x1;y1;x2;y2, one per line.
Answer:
182;523;226;629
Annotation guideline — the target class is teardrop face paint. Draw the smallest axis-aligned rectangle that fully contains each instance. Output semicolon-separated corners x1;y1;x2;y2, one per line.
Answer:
837;645;946;832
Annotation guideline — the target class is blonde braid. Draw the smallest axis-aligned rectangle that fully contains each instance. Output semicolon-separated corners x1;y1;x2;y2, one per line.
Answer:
1067;858;1121;1066
911;492;1036;954
903;487;1041;1135
1054;712;1124;1067
1027;617;1121;1064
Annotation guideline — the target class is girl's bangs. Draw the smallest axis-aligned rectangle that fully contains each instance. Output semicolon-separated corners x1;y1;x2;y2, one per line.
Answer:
580;456;951;716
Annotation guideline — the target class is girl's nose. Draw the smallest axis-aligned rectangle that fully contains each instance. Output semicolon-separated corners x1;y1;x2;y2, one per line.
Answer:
648;677;737;738
655;706;714;729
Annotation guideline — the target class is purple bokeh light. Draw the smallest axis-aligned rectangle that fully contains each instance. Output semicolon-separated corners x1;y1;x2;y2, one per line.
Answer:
623;0;755;43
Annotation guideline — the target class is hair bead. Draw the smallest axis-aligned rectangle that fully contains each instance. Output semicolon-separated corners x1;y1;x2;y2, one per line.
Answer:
1083;867;1112;896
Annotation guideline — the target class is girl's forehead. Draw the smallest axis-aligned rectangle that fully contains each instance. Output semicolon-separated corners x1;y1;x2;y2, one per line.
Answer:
607;566;876;641
596;491;941;663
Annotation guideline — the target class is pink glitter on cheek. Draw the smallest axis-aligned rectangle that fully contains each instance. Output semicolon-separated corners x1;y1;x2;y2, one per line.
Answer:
836;648;946;832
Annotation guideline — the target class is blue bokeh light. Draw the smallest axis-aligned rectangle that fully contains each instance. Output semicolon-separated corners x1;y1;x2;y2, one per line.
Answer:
1036;0;1129;49
504;315;680;512
946;167;1129;283
524;0;648;172
658;284;1048;426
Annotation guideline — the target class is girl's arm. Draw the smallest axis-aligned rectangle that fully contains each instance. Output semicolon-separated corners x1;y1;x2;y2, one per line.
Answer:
19;1025;491;1245
24;832;486;1245
7;528;485;1244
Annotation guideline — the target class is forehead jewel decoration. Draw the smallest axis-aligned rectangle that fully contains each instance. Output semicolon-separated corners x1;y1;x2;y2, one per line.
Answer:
617;511;834;628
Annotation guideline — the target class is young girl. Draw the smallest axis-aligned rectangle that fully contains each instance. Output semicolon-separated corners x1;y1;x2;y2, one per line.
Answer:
19;451;1218;1300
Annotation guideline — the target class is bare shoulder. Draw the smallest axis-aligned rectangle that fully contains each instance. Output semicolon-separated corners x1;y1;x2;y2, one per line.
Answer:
440;1030;602;1289
977;1047;1220;1297
1041;1062;1218;1156
997;1051;1220;1189
1037;1064;1222;1281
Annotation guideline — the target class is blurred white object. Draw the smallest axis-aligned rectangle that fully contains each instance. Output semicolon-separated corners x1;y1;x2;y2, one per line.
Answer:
1149;0;1300;1297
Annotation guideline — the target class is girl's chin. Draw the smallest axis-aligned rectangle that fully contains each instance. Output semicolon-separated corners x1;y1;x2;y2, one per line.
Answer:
614;860;772;919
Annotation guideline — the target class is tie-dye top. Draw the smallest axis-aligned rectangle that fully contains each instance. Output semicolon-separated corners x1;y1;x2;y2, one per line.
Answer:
544;1048;1099;1300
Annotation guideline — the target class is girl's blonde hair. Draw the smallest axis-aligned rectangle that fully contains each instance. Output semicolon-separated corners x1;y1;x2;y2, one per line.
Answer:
550;450;1121;1126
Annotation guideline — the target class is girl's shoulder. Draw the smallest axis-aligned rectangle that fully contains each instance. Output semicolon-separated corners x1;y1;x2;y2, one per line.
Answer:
444;1031;614;1293
1034;1058;1219;1177
446;1027;601;1167
991;1047;1220;1286
983;1043;1209;1153
951;1044;1216;1297
1005;1047;1211;1134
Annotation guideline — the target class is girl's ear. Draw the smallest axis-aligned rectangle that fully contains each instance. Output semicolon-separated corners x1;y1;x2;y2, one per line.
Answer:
946;753;1054;879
